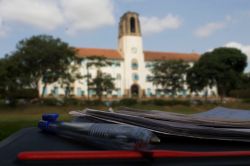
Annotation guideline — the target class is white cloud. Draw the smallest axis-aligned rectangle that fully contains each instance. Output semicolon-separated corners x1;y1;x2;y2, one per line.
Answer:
140;14;182;35
0;0;64;30
195;22;226;38
194;16;232;38
0;0;115;36
61;0;115;35
225;42;250;71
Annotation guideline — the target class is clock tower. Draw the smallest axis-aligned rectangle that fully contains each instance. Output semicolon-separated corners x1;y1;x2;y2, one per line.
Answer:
118;11;146;97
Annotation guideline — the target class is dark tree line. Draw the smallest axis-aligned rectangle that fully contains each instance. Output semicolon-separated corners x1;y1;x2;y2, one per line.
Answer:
151;47;248;101
0;35;82;103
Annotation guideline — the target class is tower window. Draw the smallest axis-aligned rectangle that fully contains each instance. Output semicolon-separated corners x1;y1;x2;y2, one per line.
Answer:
130;17;136;33
131;59;138;70
132;73;139;81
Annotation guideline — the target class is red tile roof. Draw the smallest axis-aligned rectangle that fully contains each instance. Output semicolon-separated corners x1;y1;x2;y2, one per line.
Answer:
75;48;200;61
75;48;123;60
144;51;200;61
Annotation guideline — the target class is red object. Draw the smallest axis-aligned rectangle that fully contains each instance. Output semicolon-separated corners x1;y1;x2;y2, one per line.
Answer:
18;150;250;161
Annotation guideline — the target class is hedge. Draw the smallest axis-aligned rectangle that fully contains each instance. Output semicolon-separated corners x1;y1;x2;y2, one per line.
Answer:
119;98;138;106
6;89;38;99
229;89;250;99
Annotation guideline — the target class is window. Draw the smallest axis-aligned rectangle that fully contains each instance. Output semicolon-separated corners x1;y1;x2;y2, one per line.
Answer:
156;89;162;97
116;62;121;67
117;88;122;96
81;59;85;65
89;89;96;96
131;59;138;70
116;74;121;80
130;17;136;33
77;87;82;96
51;86;58;95
145;63;152;68
181;89;187;96
54;87;59;95
81;90;85;96
132;73;139;81
43;87;47;95
146;88;152;97
146;75;152;82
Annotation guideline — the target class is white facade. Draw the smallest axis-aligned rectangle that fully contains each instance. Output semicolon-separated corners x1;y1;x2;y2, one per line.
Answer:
39;11;217;98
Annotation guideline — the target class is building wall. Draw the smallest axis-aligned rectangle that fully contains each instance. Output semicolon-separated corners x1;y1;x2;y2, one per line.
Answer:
39;58;217;98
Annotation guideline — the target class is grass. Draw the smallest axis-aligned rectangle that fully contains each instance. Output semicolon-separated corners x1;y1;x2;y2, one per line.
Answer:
1;101;250;141
0;105;88;141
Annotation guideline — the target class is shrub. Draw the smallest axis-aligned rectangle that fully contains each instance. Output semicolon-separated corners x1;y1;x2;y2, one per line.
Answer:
140;100;152;105
141;99;190;106
119;98;137;106
39;98;62;106
152;99;166;106
0;88;5;99
63;98;83;106
84;100;104;106
229;89;250;99
6;89;38;99
242;98;250;103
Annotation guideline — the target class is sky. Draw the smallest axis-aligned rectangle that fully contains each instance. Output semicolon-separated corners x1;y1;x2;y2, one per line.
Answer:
0;0;250;71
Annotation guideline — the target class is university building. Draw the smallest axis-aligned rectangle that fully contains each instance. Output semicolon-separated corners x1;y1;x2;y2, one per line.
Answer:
39;11;216;98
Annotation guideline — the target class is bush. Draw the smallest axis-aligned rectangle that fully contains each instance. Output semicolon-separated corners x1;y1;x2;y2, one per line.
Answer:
242;98;250;103
119;98;137;106
140;99;190;106
229;89;250;99
6;89;38;99
63;98;83;106
0;88;5;99
152;99;166;106
84;100;104;106
39;98;63;106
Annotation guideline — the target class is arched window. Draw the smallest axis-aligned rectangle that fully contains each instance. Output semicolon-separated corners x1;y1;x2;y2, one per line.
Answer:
130;17;136;33
131;59;138;70
132;73;139;81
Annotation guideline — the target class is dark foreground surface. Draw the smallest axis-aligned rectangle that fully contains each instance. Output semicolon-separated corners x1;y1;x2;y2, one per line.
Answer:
2;127;250;166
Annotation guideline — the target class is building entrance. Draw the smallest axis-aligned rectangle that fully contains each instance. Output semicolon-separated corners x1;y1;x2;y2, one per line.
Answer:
131;84;139;97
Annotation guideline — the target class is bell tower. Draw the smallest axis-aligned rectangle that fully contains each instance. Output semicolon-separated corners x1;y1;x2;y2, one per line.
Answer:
118;11;145;98
118;12;141;38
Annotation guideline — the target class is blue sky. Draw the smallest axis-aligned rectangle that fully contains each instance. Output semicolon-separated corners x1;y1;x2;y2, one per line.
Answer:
0;0;250;71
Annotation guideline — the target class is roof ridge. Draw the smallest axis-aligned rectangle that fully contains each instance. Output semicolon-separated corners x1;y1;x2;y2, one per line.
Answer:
144;50;199;55
76;47;118;51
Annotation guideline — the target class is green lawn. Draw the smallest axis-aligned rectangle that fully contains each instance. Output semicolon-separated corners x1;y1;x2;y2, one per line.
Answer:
0;105;81;141
1;102;250;141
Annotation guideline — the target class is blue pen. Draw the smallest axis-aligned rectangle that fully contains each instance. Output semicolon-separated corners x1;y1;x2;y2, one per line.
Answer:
38;113;160;150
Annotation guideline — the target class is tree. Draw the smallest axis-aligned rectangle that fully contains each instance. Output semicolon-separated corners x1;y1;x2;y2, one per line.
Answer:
236;73;250;90
151;60;190;96
8;35;80;97
186;63;213;96
89;71;115;101
58;63;83;97
187;47;247;101
85;56;113;100
0;56;31;104
0;58;9;98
